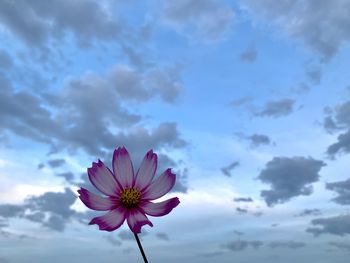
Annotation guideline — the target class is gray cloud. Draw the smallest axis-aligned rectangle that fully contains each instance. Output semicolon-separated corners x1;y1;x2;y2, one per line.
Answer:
223;240;263;251
104;235;122;246
323;116;342;134
241;0;350;60
268;241;306;249
240;45;257;63
0;204;25;218
327;130;350;157
221;161;239;177
0;66;186;159
37;163;45;169
255;99;295;118
155;232;169;241
306;68;322;85
0;188;77;232
25;212;46;223
162;0;234;42
47;159;66;168
329;241;350;252
326;178;350;205
233;197;253;203
0;50;12;69
26;188;76;219
247;134;271;147
323;101;350;156
118;229;148;241
197;251;225;258
56;172;74;182
229;96;253;108
258;156;325;206
290;82;311;95
0;0;123;47
171;167;189;193
236;207;248;214
0;219;8;228
296;209;322;217
306;214;350;236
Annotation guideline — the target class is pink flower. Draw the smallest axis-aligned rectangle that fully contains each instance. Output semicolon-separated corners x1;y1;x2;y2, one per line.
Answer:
78;147;180;233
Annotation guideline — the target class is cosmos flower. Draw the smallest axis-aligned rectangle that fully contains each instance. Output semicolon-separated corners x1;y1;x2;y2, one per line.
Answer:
78;147;180;233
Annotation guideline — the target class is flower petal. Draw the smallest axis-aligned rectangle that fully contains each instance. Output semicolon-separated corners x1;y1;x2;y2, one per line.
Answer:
88;160;122;196
89;206;126;232
127;208;153;233
140;197;180;217
134;149;157;191
142;168;176;200
113;147;134;189
78;188;118;211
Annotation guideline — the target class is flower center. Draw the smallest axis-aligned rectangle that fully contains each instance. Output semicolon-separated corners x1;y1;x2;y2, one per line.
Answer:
120;188;140;208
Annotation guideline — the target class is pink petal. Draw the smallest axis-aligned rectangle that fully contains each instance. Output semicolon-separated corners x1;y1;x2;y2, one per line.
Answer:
89;206;126;232
78;188;118;211
127;208;153;233
113;147;134;189
140;197;180;217
142;168;176;200
134;149;157;191
88;160;122;196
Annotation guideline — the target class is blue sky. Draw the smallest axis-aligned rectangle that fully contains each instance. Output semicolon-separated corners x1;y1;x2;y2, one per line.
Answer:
1;0;350;262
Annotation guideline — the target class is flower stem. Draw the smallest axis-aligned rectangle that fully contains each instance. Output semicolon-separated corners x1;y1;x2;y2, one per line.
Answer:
134;233;148;263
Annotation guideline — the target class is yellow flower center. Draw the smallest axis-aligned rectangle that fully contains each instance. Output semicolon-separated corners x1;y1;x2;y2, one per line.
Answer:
120;188;140;208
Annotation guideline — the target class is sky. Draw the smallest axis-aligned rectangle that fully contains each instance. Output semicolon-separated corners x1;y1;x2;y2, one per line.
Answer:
1;0;350;262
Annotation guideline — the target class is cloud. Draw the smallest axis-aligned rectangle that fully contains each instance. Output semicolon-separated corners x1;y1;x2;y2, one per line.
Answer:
118;229;147;241
0;67;186;158
258;156;326;206
26;188;76;218
0;204;25;218
323;101;350;156
56;172;74;182
0;219;8;228
236;207;248;214
240;45;257;63
197;251;225;258
223;240;263;251
229;96;253;108
104;235;122;246
290;82;311;95
0;50;12;69
47;159;66;168
247;134;271;147
171;167;189;193
323;116;342;134
268;241;306;249
0;188;77;232
326;178;350;205
255;99;295;118
329;241;350;252
306;68;322;85
233;197;253;203
241;0;350;60
327;130;350;157
155;232;169;241
221;161;239;177
162;0;234;42
0;0;123;47
296;209;322;217
306;214;350;236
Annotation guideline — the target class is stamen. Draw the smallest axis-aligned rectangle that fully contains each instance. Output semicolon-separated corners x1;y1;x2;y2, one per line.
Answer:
120;188;140;208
